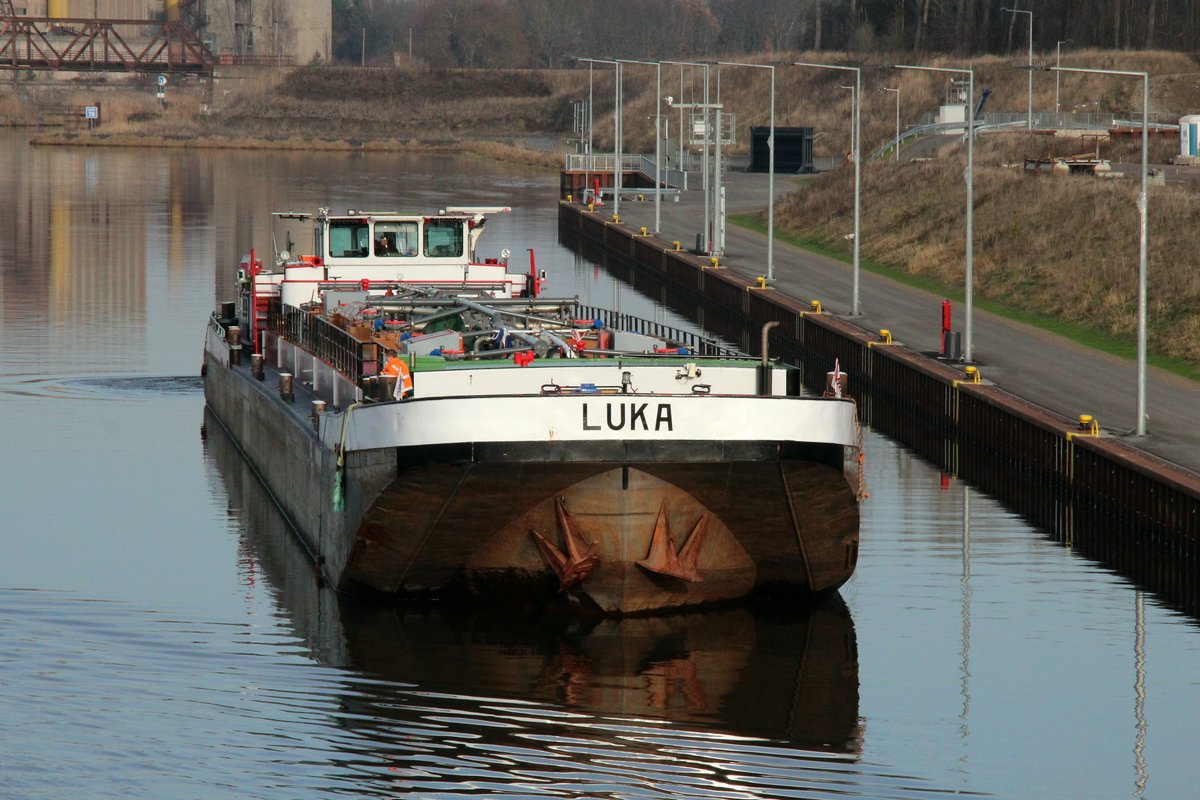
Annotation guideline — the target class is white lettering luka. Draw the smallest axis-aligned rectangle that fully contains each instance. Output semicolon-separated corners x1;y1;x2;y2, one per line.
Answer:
582;402;673;432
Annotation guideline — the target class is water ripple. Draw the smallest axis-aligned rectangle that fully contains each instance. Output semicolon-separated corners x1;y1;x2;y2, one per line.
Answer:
0;374;202;400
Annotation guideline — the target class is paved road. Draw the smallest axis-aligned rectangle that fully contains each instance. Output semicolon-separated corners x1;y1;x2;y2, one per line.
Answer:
604;167;1200;474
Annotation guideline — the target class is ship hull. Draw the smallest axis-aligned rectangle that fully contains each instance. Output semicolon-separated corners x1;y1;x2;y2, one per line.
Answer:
203;311;862;616
347;454;859;614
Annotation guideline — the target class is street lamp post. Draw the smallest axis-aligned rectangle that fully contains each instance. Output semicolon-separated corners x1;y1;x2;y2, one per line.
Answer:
1055;39;1072;115
667;97;724;256
895;63;975;362
794;61;862;315
879;86;900;161
661;61;712;251
1002;6;1034;129
718;61;775;280
1054;65;1150;435
616;59;662;232
577;58;618;212
615;60;622;218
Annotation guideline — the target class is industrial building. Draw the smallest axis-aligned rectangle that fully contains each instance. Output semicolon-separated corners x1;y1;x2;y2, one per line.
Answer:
5;0;330;65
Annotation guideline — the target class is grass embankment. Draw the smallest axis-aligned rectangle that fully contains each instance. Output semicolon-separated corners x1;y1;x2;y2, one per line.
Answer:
744;132;1200;379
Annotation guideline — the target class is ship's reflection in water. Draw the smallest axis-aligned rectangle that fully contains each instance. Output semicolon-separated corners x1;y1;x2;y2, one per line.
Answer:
206;408;864;794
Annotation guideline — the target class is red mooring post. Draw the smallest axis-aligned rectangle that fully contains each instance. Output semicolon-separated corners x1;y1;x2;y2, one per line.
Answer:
941;299;952;354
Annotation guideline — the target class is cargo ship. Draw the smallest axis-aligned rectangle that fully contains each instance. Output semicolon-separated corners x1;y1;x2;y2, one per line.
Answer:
202;205;864;614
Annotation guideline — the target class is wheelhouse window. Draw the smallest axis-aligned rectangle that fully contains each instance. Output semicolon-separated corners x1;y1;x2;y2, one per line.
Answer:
424;219;465;258
374;221;419;257
328;220;370;258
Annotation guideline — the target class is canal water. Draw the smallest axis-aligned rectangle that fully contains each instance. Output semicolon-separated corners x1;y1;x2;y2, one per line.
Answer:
1;130;1197;799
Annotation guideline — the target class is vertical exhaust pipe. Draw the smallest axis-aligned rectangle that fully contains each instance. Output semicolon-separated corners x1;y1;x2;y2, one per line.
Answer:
758;321;780;395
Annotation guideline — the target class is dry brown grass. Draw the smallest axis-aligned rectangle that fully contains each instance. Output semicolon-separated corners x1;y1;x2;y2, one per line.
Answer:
0;93;33;126
777;134;1200;364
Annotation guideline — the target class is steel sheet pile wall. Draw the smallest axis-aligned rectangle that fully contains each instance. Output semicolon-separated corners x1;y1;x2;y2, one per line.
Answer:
864;343;958;470
1071;437;1200;608
559;198;1200;612
955;387;1073;538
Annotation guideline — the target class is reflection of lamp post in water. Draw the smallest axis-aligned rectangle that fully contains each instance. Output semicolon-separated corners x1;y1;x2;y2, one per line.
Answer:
960;484;973;758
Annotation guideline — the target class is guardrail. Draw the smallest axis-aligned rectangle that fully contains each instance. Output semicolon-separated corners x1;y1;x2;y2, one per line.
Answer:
274;305;378;387
575;303;742;358
564;153;688;190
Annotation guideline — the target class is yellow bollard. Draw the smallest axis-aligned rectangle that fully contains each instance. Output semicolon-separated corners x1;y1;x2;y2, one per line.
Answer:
612;214;620;223
710;257;719;269
637;193;645;201
588;202;594;212
965;365;981;383
567;194;573;202
1079;414;1099;435
879;329;893;344
756;276;767;288
640;227;647;236
673;241;681;251
810;300;823;314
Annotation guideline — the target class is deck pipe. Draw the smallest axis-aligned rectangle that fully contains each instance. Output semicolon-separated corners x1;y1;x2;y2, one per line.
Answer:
757;321;780;395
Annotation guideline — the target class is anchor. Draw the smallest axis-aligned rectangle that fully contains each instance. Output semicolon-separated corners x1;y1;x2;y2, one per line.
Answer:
636;503;708;582
529;496;600;592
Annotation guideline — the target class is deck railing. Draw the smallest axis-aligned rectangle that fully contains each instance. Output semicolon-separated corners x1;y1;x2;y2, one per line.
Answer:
575;303;742;358
274;305;379;387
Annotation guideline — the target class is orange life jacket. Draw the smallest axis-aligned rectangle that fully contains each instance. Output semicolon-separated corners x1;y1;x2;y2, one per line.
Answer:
382;356;413;398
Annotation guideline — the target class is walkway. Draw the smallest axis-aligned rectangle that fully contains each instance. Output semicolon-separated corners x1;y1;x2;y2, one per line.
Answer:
607;168;1200;474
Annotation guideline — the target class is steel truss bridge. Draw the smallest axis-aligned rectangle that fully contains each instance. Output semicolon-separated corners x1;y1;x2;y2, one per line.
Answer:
0;7;215;74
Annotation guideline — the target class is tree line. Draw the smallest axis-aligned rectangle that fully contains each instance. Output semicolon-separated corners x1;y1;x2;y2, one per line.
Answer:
331;0;1200;67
